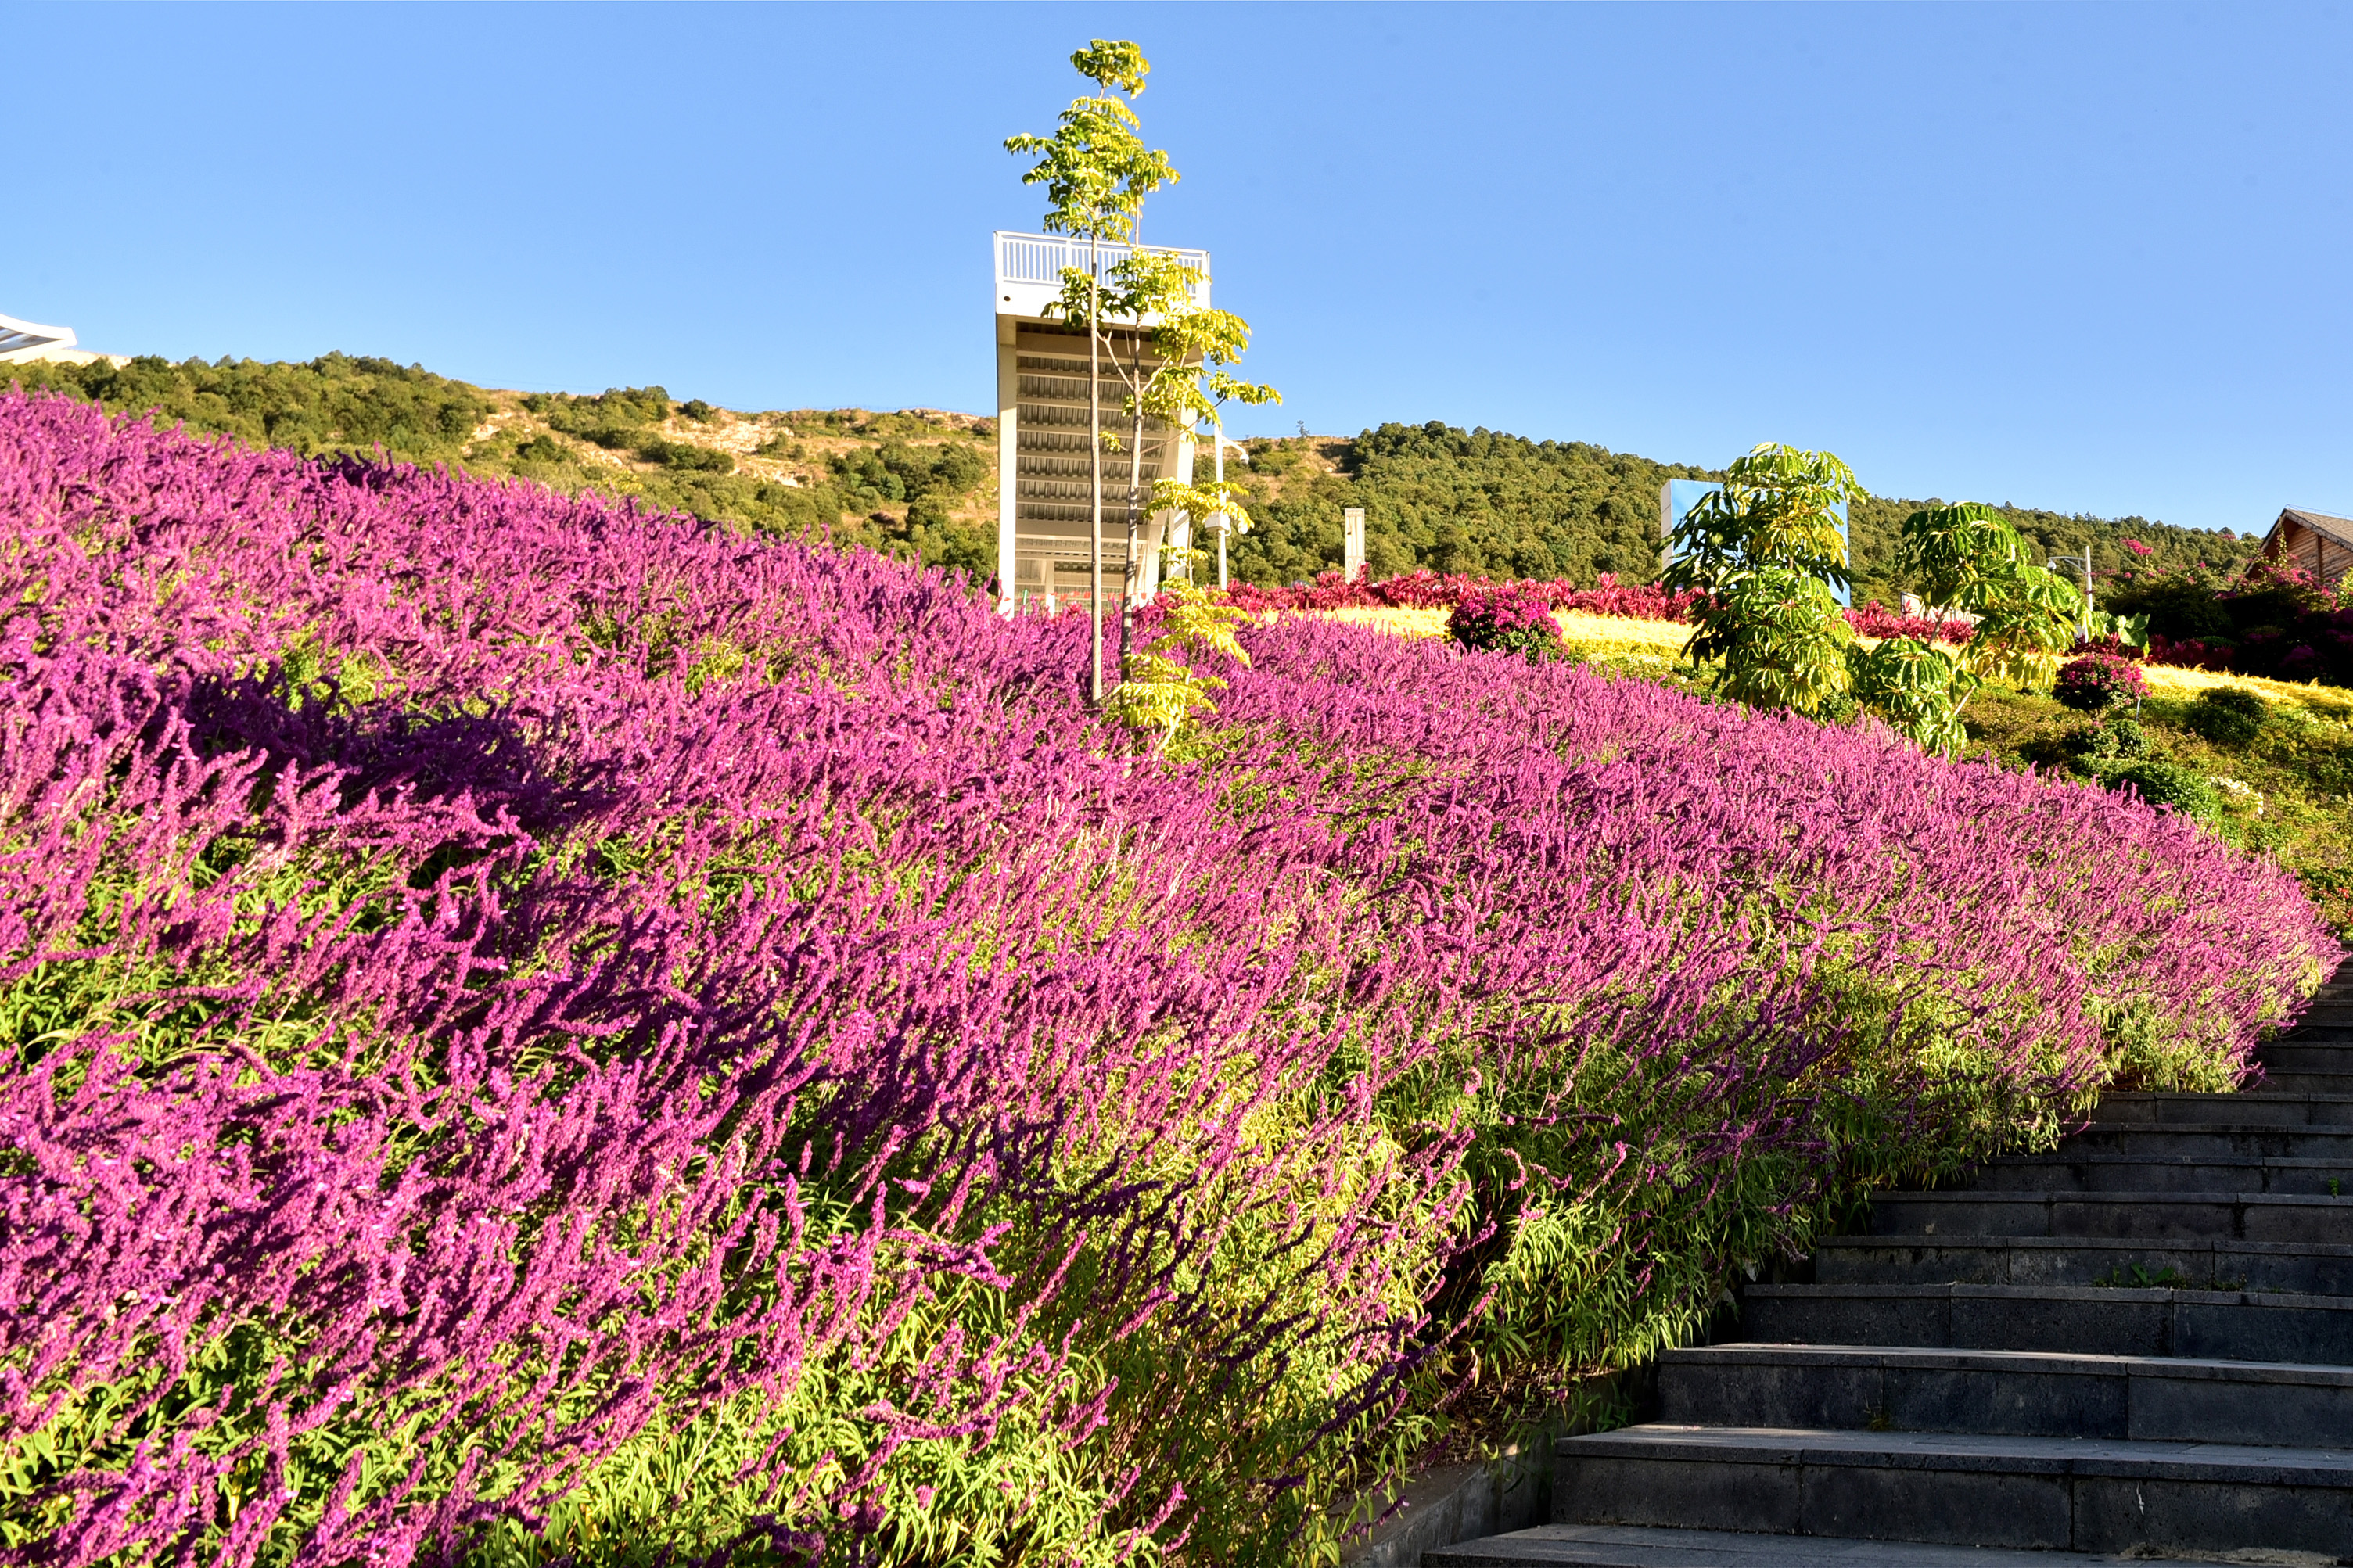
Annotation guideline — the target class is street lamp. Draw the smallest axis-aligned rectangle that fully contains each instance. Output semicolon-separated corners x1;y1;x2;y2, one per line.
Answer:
1212;435;1248;591
2048;541;2094;644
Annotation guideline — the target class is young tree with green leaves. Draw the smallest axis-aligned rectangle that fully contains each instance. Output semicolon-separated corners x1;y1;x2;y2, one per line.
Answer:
1067;247;1277;669
1006;40;1172;704
1848;635;1978;754
1840;503;2082;753
1898;501;2083;693
1658;448;2089;755
1098;479;1266;741
1011;43;1279;696
1664;443;1869;718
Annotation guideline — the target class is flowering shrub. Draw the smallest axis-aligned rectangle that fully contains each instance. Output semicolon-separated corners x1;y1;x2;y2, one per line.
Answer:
1446;580;1566;660
1227;565;1708;621
1229;570;1979;644
0;391;2338;1566
1845;599;1981;643
2103;558;2353;685
2054;652;2150;712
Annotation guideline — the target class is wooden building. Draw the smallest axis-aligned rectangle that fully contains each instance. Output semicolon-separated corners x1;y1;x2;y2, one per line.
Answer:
2256;508;2353;588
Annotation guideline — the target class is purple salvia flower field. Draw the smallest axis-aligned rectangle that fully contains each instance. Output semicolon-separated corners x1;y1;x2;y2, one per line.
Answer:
0;390;2337;1566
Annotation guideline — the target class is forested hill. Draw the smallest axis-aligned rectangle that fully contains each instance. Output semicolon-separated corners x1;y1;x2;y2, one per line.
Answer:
0;355;2254;605
0;353;1004;573
1230;422;2258;608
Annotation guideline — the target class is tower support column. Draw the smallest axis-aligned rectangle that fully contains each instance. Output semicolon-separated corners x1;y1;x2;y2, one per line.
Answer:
995;319;1019;613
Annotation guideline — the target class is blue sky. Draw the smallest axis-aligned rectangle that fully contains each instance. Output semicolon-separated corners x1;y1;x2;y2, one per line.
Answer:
5;2;2346;533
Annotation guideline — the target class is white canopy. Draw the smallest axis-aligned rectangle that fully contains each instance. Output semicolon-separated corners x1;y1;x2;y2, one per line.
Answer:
0;312;77;364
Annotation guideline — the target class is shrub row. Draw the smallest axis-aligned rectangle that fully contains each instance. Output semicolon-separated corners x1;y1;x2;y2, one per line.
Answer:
1229;569;1981;645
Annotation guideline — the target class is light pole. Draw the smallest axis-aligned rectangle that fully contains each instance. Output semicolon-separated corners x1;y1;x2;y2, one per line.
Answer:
2048;541;2095;644
1212;434;1248;591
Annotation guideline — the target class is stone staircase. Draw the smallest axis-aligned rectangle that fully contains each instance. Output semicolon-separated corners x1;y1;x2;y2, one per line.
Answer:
1432;962;2353;1566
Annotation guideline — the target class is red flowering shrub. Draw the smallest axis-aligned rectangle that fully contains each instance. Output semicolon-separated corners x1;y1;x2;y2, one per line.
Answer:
2103;558;2353;684
1446;580;1566;659
2054;652;2151;712
1227;573;1981;646
1845;600;1981;642
1224;568;1706;621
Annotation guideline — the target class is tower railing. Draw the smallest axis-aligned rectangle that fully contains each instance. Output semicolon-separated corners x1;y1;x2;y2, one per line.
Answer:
993;232;1211;314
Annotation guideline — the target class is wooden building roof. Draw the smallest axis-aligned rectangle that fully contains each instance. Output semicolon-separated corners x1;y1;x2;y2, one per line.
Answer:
2258;508;2353;587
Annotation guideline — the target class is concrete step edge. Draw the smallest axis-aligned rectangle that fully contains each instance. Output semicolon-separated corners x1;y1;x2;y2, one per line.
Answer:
1980;1152;2353;1168
1876;1188;2353;1206
1557;1423;2353;1482
1818;1232;2353;1260
2097;1091;2353;1104
1748;1281;2353;1309
2060;1121;2353;1133
1424;1523;2229;1566
1663;1342;2353;1385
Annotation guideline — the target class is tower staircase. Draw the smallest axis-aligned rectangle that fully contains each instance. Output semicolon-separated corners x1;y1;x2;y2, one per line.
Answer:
1433;959;2353;1566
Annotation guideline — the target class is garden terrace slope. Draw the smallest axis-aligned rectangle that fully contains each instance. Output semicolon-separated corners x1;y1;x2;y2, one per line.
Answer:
0;392;2333;1567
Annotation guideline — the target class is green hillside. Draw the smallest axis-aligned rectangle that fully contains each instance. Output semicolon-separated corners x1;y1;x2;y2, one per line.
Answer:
0;354;1001;574
3;355;2255;605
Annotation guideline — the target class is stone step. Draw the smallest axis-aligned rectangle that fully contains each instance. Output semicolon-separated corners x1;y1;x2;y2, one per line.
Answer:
1972;1152;2353;1195
1547;1425;2353;1558
1743;1283;2353;1363
1657;1344;2353;1447
1870;1188;2353;1243
2255;1071;2353;1095
2259;1041;2353;1075
1424;1523;2223;1566
2053;1121;2353;1160
2092;1092;2353;1126
1815;1233;2353;1295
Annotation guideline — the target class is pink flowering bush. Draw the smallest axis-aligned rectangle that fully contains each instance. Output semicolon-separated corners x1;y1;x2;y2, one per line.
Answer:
1445;581;1564;660
0;391;2337;1566
1844;600;1981;643
2055;651;2151;712
1225;568;1705;622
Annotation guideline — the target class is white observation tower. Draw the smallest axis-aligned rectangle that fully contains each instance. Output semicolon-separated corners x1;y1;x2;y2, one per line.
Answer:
992;232;1206;613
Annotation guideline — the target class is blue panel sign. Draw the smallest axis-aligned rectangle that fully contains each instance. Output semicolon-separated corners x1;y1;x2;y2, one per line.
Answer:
1659;479;1850;608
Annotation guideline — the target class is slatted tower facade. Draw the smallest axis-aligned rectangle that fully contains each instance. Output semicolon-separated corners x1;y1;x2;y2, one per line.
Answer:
993;233;1204;612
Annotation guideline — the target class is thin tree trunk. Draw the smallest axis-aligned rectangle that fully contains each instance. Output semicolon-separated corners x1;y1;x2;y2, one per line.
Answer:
1119;331;1157;676
1215;432;1228;590
1087;242;1103;706
1119;371;1146;675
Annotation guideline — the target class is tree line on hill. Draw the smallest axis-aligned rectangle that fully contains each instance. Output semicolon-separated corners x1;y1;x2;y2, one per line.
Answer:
1229;421;2258;610
1;356;2256;607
